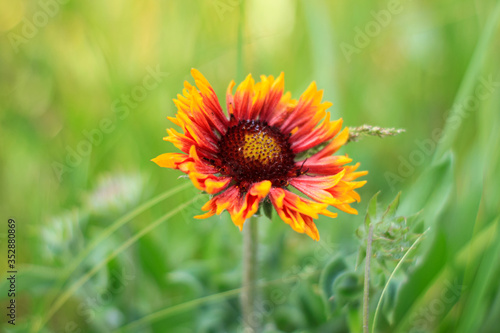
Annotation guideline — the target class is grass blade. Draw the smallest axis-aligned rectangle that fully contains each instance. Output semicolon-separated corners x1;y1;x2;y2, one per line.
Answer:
433;1;500;160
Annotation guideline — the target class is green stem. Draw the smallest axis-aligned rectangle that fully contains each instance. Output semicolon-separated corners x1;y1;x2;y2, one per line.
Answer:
242;215;259;332
363;224;374;333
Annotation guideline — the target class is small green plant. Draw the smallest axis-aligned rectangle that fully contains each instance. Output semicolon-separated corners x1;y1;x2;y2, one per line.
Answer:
319;192;425;332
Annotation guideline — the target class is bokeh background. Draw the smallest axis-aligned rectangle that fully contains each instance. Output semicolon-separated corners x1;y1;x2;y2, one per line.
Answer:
1;0;500;332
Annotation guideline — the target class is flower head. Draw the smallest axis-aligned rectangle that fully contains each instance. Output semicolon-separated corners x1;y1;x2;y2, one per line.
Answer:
152;69;367;240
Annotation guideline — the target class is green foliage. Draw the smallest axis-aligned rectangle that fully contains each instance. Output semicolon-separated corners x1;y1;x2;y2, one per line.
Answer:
318;192;426;332
1;0;500;332
319;256;349;314
357;192;422;276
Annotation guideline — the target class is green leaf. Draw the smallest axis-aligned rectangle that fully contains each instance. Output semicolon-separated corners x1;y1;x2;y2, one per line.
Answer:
455;219;500;333
365;191;380;227
381;279;399;317
433;1;500;161
399;151;454;229
319;256;349;314
355;245;366;270
392;230;447;326
262;199;274;221
333;272;363;301
382;192;401;221
297;281;328;326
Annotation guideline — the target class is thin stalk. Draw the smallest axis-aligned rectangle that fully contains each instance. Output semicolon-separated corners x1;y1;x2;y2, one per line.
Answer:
241;215;259;332
363;224;374;333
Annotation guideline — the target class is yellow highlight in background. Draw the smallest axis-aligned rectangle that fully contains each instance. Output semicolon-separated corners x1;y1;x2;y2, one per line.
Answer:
0;1;26;32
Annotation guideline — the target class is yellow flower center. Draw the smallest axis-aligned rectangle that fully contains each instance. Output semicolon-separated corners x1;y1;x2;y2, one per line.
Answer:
215;120;296;190
242;132;281;166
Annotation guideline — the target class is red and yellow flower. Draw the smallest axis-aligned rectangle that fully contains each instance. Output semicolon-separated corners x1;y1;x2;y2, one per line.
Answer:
152;69;367;240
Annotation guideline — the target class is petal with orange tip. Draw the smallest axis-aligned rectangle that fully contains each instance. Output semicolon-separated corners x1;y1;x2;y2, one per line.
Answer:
269;188;337;241
188;171;231;194
279;82;332;133
151;153;190;170
194;181;272;231
230;74;255;120
289;170;346;205
195;186;241;220
230;181;272;229
299;155;353;176
254;73;285;121
312;127;350;160
291;116;343;153
190;69;229;133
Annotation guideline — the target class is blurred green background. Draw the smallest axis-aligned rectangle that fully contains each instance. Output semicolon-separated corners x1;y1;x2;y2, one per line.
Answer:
1;0;499;332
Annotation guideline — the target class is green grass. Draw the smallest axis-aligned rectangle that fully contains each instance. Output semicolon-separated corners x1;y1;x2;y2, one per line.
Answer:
1;0;500;332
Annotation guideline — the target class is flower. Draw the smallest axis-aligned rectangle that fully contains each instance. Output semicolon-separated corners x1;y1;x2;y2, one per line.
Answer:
152;69;367;240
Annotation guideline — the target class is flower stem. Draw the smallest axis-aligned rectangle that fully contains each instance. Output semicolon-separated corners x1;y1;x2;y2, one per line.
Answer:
242;215;259;332
363;224;374;333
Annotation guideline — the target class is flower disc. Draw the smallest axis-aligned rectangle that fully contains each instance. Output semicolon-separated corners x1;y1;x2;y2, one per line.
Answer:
216;120;295;189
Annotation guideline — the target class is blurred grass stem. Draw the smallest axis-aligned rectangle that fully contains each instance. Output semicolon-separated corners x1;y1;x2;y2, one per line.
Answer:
242;215;259;332
363;224;374;333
